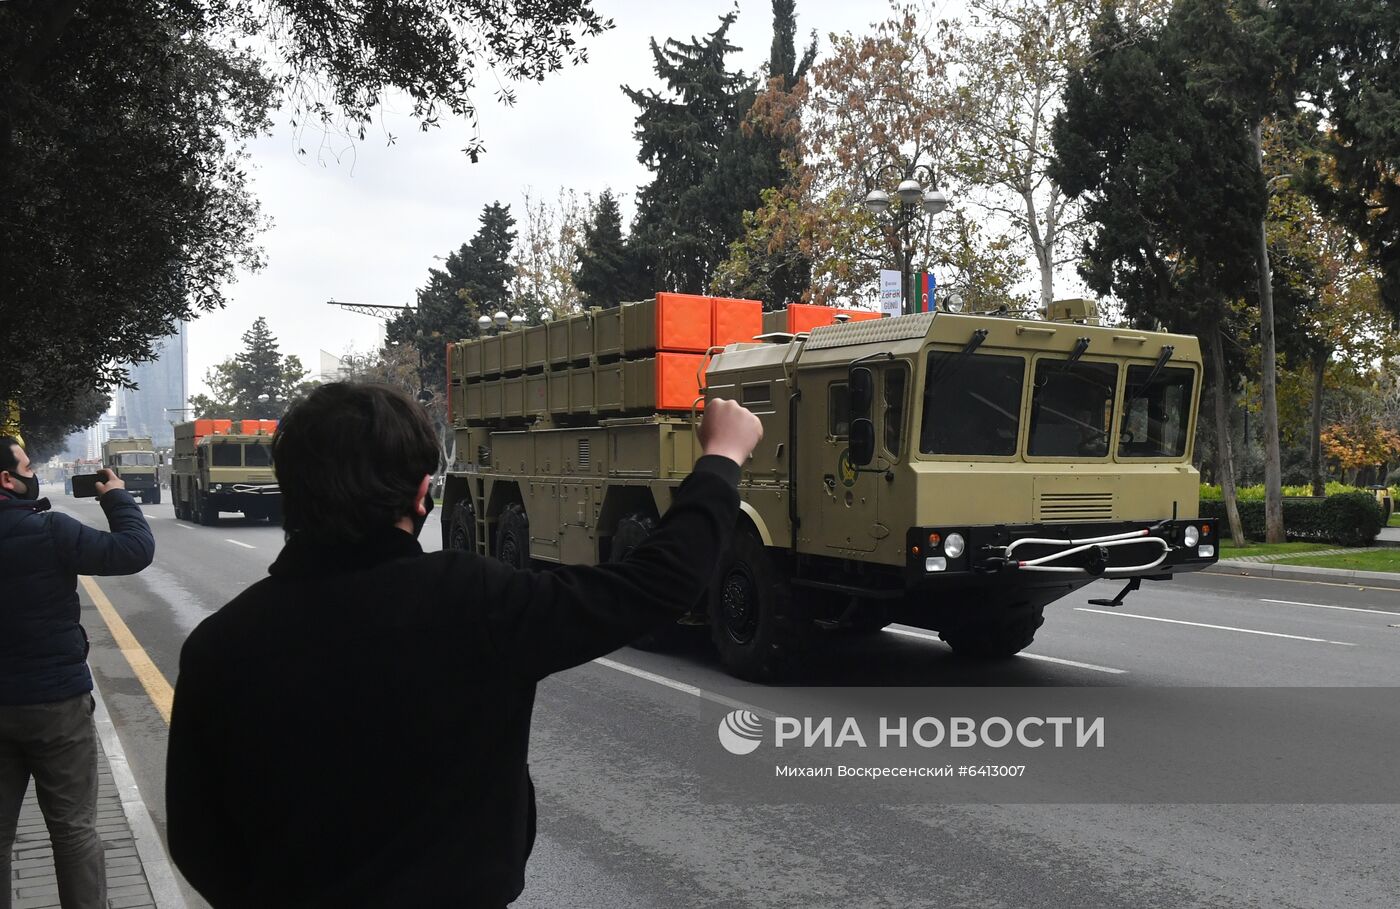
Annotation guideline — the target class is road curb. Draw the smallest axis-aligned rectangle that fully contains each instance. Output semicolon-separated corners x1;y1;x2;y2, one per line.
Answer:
91;674;187;909
1206;559;1400;590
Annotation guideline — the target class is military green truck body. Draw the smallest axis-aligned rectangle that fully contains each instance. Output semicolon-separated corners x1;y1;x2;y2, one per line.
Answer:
171;419;280;525
101;437;160;504
441;295;1219;680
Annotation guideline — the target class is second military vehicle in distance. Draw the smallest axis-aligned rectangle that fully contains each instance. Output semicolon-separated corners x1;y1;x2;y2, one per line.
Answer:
101;437;160;504
443;295;1218;681
170;419;280;525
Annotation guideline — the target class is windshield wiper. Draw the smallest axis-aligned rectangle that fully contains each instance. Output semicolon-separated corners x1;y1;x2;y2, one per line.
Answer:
926;328;989;391
1123;345;1175;411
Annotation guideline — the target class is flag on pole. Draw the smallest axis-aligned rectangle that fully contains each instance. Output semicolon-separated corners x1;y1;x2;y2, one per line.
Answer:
913;271;937;312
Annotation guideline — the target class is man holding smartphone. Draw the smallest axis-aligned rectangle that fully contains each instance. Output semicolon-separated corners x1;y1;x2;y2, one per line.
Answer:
0;437;155;909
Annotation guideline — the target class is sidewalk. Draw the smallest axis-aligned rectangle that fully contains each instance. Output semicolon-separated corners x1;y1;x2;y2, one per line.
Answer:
1207;558;1400;590
8;688;181;909
1378;526;1400;547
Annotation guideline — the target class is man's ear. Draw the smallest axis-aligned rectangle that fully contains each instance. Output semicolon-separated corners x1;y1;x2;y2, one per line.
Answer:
415;474;432;516
0;470;15;492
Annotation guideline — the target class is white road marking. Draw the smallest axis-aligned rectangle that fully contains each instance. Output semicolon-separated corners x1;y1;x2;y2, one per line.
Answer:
883;626;1127;674
224;538;256;549
1075;608;1356;646
1261;598;1400;617
173;523;191;530
593;657;774;718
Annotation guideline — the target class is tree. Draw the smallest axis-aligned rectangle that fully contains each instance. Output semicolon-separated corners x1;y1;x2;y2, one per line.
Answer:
625;11;783;293
188;318;315;419
1;0;609;445
512;188;588;320
710;0;817;307
1273;0;1400;320
573;190;645;308
341;343;451;470
390;203;518;395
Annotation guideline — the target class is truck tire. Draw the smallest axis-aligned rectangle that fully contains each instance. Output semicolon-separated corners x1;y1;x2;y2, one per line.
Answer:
937;605;1045;659
149;488;161;506
709;529;808;682
197;492;218;526
610;513;694;652
494;503;529;569
447;500;476;553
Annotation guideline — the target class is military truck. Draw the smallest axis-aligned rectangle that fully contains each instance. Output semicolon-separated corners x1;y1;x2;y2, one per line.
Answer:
441;294;1218;681
101;437;160;504
171;419;280;525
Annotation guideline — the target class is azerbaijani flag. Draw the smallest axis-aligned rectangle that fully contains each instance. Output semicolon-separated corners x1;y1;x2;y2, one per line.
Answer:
913;270;936;313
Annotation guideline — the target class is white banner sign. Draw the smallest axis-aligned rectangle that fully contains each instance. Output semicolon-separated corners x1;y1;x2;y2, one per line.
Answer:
879;269;902;318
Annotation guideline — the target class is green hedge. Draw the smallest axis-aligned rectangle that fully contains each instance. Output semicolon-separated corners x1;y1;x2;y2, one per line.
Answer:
1200;491;1383;547
1199;482;1377;502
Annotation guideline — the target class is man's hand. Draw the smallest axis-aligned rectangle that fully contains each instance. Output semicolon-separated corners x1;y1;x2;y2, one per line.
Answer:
94;468;125;496
698;399;763;467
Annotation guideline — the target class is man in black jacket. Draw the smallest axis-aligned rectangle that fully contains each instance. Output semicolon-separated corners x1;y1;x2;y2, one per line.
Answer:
1;438;155;909
166;382;761;908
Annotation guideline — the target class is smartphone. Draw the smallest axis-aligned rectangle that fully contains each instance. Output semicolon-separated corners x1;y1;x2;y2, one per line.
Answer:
70;472;103;498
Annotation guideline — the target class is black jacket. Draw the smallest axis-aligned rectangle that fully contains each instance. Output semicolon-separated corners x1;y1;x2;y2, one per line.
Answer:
166;456;741;908
0;489;154;706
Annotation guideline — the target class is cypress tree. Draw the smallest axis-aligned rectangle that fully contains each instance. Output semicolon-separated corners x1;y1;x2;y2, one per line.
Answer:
574;189;642;307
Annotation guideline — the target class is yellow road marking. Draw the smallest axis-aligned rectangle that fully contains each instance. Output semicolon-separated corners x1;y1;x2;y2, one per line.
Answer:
79;575;174;725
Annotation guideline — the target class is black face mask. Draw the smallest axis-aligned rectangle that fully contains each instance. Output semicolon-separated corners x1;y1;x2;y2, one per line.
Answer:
7;470;38;501
412;492;434;539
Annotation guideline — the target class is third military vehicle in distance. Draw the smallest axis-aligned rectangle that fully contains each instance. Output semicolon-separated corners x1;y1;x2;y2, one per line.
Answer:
443;295;1219;681
171;419;280;525
101;437;160;504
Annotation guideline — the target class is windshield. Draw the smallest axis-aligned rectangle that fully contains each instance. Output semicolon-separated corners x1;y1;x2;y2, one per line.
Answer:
1119;365;1193;458
114;451;156;467
1028;359;1118;458
920;352;1025;457
211;443;241;467
244;443;273;467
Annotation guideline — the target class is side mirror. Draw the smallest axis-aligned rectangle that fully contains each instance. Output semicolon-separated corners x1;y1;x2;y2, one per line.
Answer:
849;418;876;466
849;366;874;417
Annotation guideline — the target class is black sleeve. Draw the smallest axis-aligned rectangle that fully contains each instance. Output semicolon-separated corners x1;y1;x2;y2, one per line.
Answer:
479;456;741;680
51;489;154;576
166;626;248;907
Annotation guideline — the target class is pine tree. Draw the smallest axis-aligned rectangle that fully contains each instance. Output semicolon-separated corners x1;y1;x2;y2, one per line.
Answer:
189;317;313;419
625;12;782;294
391;202;518;393
574;190;642;307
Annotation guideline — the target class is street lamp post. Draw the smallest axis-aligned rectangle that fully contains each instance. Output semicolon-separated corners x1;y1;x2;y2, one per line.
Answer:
861;164;950;315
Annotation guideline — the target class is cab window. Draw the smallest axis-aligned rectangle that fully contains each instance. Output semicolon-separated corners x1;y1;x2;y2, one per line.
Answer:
245;444;273;467
211;444;241;467
829;383;851;439
883;368;907;456
921;352;1025;456
1119;366;1193;458
1028;359;1118;458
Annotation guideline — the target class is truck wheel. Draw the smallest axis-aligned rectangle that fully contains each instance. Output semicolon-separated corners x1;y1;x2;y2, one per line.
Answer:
494;503;529;569
197;493;218;526
447;500;476;553
709;530;808;682
611;513;693;652
149;488;161;505
937;605;1045;659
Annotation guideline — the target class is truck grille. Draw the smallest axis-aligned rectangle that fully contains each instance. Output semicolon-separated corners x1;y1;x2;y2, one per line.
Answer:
1036;492;1114;522
577;439;591;470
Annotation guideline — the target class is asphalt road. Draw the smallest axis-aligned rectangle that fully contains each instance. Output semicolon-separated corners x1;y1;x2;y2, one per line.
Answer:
53;491;1400;909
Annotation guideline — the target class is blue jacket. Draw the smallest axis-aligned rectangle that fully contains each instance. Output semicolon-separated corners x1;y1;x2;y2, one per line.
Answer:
0;488;154;705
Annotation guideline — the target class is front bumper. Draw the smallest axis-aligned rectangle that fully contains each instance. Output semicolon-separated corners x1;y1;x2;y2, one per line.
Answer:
905;519;1220;587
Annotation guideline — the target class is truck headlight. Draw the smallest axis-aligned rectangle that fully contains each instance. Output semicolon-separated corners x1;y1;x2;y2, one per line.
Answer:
944;532;965;559
925;557;947;572
1183;525;1200;548
1198;544;1215;558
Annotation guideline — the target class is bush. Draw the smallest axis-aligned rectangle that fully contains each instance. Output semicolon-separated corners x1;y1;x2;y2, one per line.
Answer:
1200;491;1383;546
1199;482;1368;502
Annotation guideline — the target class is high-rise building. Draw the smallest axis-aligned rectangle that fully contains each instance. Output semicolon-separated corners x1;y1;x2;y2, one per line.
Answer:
116;322;188;448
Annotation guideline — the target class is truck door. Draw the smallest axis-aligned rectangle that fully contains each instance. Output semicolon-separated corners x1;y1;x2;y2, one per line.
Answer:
807;371;881;554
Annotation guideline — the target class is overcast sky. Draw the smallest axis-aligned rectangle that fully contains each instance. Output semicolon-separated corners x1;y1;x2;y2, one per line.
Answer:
187;0;953;395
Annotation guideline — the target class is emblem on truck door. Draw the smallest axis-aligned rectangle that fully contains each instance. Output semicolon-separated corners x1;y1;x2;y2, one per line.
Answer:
838;449;858;488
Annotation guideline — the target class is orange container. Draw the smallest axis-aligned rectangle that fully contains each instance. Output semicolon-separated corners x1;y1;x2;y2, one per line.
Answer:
240;419;277;435
657;352;707;411
784;303;882;334
193;419;232;440
711;296;763;347
653;293;713;352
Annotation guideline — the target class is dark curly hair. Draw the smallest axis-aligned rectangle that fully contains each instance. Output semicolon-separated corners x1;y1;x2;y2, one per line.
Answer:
272;383;440;543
